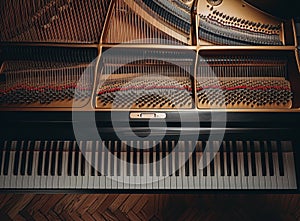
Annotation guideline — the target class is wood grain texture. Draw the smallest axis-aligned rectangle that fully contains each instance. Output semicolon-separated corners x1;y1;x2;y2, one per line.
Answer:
0;194;300;221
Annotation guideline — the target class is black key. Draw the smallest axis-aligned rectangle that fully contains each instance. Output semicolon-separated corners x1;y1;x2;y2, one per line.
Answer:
21;141;29;176
220;142;225;176
225;141;231;176
81;141;86;176
267;141;274;176
250;141;256;176
38;141;45;176
126;143;130;176
156;142;160;176
50;141;57;176
27;141;35;175
243;141;249;176
111;141;115;176
14;141;21;175
117;141;121;176
57;141;63;176
97;141;103;176
162;141;166;176
67;141;73;176
232;142;238;176
0;141;4;175
175;142;179;176
150;144;154;176
91;141;96;176
44;141;51;176
133;142;137;176
140;147;144;177
210;152;215;176
277;141;284;176
168;141;173;176
192;141;197;176
74;142;79;176
185;142;190;177
202;141;207;177
3;141;11;175
192;149;197;176
260;141;267;176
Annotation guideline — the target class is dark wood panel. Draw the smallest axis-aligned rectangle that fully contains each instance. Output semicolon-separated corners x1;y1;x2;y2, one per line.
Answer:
0;194;300;221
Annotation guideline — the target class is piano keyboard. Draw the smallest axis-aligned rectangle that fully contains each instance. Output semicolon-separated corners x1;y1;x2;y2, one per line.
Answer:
0;140;296;190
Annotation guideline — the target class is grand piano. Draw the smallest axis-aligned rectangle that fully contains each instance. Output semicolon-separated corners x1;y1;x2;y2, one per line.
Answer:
0;0;300;192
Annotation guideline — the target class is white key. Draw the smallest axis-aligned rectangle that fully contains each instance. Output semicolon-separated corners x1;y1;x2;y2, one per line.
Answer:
287;152;297;189
236;141;245;189
152;151;159;189
145;151;152;190
61;148;68;189
140;143;147;190
264;142;272;189
229;144;236;189
135;147;141;189
164;148;171;189
28;141;38;189
215;153;223;189
40;142;48;189
86;148;93;189
52;142;59;189
23;141;31;189
283;141;297;189
235;146;243;189
223;148;230;189
46;141;53;189
129;143;135;189
176;151;183;189
158;149;165;189
0;141;8;188
211;151;218;190
88;142;95;189
272;152;281;189
93;141;100;189
254;152;261;189
7;148;15;188
198;151;205;189
10;141;18;189
170;141;177;189
258;147;266;189
75;142;82;189
282;152;290;189
105;142;112;189
239;152;248;189
80;142;87;189
100;142;106;189
206;151;212;189
275;142;284;189
189;150;194;189
70;144;76;189
64;141;71;189
269;141;277;189
269;151;277;189
182;150;189;190
247;149;254;189
122;147;129;189
193;150;200;189
34;145;41;189
111;141;119;189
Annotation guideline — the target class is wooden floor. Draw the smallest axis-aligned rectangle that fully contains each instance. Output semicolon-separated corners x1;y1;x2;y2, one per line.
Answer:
0;194;300;221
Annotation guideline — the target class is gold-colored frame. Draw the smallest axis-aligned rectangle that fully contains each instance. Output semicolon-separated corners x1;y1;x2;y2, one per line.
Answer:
0;0;299;113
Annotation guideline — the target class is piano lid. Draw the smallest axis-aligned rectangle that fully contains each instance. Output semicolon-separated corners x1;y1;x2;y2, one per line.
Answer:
244;0;299;19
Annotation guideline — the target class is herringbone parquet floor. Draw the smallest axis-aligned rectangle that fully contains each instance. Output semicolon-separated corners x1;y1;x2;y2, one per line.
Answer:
0;194;300;221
